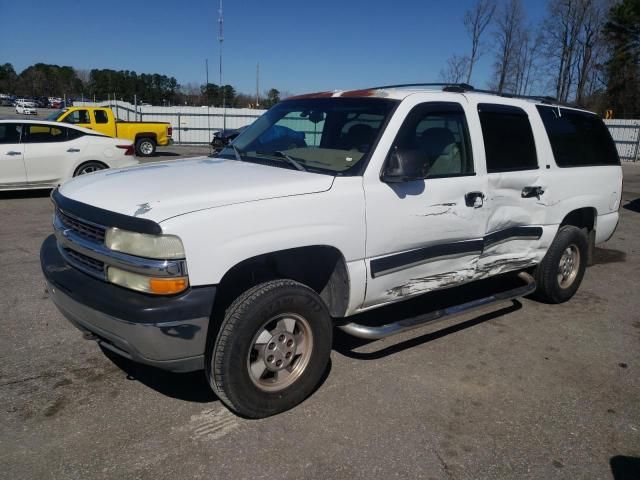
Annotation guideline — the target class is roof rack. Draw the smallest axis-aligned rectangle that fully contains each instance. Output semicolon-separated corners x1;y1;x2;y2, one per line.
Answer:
370;82;565;105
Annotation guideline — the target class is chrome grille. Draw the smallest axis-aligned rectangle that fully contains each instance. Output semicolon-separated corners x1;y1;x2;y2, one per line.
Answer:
57;209;106;243
62;247;105;275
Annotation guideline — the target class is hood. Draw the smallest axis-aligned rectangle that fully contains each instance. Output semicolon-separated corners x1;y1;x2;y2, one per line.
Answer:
59;157;335;222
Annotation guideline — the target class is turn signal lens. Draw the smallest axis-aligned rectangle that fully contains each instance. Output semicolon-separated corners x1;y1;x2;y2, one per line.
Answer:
149;277;189;295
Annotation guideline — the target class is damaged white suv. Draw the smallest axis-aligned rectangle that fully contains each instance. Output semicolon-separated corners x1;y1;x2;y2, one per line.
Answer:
41;84;622;418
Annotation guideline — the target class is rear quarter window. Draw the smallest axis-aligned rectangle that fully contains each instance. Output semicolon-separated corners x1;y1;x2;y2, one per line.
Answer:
478;104;538;173
536;106;620;167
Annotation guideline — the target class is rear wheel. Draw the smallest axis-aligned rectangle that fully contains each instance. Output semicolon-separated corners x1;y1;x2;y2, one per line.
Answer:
533;225;588;303
135;137;156;157
207;279;332;418
73;161;107;176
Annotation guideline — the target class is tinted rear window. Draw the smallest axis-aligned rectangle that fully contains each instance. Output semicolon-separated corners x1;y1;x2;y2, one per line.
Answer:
536;106;620;167
478;104;538;173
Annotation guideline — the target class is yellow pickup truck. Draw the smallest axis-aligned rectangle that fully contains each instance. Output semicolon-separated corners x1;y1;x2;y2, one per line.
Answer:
48;107;172;157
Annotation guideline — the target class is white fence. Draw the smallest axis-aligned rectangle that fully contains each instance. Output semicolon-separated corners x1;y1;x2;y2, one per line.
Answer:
73;100;266;144
605;119;640;162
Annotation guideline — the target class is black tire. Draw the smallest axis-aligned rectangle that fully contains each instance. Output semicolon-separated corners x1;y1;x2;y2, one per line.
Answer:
73;161;108;177
207;279;332;418
135;137;156;157
533;225;589;303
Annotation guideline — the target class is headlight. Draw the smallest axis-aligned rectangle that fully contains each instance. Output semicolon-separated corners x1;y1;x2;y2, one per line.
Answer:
108;267;188;295
105;227;185;259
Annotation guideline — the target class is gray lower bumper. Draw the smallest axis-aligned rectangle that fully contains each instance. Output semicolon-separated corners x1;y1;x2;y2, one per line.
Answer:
48;281;207;372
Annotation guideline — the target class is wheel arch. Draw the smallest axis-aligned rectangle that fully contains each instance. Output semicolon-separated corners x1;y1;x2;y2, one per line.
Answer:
215;245;351;319
559;207;597;264
134;132;158;142
72;160;109;177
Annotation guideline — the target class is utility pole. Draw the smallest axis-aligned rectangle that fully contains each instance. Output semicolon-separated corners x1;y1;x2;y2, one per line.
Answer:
256;62;260;108
218;0;226;130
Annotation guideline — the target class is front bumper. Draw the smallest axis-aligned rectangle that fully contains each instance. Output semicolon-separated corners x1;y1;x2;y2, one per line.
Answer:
41;235;216;372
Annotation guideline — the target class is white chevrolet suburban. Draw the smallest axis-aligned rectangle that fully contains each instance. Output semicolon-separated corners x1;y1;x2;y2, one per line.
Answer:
41;84;622;418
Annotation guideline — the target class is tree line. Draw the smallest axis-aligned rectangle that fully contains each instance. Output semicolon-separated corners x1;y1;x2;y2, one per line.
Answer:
440;0;640;118
0;62;282;108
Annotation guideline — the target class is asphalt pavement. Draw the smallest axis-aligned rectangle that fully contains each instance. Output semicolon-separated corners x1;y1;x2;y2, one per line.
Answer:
0;160;639;480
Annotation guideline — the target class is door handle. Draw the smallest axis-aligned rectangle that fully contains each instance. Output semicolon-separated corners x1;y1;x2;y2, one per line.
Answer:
522;186;545;199
6;151;22;156
465;191;485;208
67;148;80;153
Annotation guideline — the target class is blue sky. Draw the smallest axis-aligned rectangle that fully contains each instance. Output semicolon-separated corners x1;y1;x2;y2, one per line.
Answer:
0;0;547;95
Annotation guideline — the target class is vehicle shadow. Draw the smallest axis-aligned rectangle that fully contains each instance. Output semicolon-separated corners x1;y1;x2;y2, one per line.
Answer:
592;247;627;265
151;151;180;157
333;273;524;360
623;198;640;213
610;455;640;480
100;347;217;403
334;301;521;360
0;188;52;200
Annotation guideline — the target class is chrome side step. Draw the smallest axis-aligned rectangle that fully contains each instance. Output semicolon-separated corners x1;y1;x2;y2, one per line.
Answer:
337;271;536;340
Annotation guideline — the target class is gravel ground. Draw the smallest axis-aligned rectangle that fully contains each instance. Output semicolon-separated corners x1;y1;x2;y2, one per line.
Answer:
0;161;638;480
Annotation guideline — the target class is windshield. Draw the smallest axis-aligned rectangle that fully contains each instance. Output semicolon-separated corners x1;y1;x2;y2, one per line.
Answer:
219;97;398;175
46;109;65;121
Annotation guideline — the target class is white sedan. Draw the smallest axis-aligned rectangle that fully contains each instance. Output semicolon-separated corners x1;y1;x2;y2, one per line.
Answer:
16;104;37;115
0;120;139;191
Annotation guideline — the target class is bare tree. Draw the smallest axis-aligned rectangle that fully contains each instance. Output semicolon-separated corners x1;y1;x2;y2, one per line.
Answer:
439;55;471;83
464;0;496;84
491;0;526;94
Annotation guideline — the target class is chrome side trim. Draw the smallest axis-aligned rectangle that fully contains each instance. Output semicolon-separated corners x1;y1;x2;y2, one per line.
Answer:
54;215;187;278
338;271;536;340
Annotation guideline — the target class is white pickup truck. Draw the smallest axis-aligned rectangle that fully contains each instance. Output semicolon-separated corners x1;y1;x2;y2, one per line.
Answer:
41;84;622;418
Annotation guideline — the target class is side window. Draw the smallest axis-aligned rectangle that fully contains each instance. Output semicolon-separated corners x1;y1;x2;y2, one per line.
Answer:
66;127;85;141
94;110;108;124
0;123;21;144
389;102;474;178
478;104;538;173
536;106;619;167
24;125;66;143
63;110;90;124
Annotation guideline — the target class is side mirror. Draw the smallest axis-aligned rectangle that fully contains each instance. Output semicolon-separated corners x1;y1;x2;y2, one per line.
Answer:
381;147;427;183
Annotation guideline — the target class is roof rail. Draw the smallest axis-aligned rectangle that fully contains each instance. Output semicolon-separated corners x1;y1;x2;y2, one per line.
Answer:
369;83;566;106
370;82;475;92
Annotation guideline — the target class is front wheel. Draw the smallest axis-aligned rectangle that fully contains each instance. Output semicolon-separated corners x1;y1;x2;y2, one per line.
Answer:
207;279;332;418
533;225;588;303
135;137;156;157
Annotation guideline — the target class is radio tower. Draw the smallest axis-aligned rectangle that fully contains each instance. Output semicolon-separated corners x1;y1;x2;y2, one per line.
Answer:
218;0;226;130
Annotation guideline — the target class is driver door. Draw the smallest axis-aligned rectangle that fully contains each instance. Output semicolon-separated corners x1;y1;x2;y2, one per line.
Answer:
363;100;488;308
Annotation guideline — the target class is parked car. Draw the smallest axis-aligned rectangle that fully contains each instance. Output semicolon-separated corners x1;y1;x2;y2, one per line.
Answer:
15;104;37;115
210;126;247;153
41;84;622;418
0;120;137;190
48;106;172;156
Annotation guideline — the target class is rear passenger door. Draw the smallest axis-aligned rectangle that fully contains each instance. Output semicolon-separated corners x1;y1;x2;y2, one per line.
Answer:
474;103;549;276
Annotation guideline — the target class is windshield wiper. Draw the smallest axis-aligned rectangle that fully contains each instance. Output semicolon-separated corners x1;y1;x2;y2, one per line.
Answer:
256;150;307;172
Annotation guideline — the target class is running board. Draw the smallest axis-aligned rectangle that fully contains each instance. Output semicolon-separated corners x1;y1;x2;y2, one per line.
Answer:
337;271;536;340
